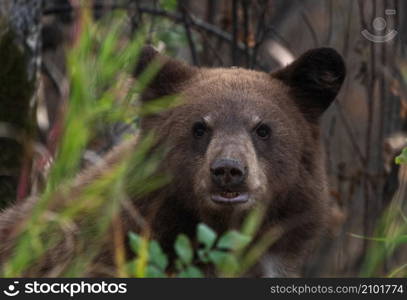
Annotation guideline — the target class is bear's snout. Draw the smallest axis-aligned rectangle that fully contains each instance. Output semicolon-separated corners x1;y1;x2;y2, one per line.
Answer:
209;158;250;204
210;158;247;188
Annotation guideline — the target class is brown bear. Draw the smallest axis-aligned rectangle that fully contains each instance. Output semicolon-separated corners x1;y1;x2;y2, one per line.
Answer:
0;46;345;277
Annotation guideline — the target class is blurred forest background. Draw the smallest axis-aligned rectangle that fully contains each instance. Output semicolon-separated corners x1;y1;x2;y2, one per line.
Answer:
0;0;406;277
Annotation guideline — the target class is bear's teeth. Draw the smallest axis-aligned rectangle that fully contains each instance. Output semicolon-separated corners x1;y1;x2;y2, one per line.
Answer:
221;192;239;198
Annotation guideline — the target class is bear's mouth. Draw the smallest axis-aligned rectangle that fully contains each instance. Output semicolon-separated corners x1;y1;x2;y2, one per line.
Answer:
211;191;249;204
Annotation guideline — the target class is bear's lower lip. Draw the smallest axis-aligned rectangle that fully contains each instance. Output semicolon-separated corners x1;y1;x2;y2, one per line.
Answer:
211;192;249;204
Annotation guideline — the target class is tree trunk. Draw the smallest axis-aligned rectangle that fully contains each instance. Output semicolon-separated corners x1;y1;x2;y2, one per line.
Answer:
0;0;42;208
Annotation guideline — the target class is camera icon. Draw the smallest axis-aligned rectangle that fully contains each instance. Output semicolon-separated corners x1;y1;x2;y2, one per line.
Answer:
3;281;20;297
361;9;397;43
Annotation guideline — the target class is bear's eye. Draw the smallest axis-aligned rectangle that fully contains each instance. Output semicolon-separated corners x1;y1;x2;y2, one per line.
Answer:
255;124;271;140
192;122;207;138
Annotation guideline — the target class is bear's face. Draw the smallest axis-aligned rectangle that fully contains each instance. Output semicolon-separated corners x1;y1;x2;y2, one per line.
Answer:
160;70;306;215
135;47;345;220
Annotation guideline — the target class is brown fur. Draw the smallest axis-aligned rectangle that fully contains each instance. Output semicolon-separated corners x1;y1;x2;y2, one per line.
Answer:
0;47;345;277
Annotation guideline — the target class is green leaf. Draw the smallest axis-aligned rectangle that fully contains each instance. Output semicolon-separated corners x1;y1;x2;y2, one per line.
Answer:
218;255;239;273
387;263;407;278
174;234;193;265
177;265;204;278
197;249;210;263
350;233;387;242
149;240;168;270
128;232;141;254
208;250;239;273
395;148;407;164
217;230;251;251
146;265;167;278
393;235;407;246
208;250;229;265
197;223;217;250
126;260;136;276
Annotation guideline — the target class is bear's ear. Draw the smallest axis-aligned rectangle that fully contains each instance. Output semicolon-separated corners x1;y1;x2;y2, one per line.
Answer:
133;46;197;100
271;47;346;120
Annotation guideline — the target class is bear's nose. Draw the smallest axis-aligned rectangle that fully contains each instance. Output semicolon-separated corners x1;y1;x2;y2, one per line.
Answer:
210;158;247;188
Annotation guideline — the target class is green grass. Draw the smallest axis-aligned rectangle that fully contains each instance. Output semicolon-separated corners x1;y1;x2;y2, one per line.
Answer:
1;10;167;277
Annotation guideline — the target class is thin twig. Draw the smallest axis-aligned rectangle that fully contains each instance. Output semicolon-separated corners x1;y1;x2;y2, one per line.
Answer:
335;101;367;166
43;4;248;53
300;10;319;47
250;0;267;68
342;0;354;57
179;2;199;65
241;0;250;67
325;0;334;45
231;0;238;65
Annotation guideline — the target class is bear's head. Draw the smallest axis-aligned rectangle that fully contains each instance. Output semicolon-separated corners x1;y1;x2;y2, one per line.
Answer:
134;47;345;226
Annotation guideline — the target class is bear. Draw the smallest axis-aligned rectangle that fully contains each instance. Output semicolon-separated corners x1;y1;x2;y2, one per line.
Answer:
0;46;346;277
